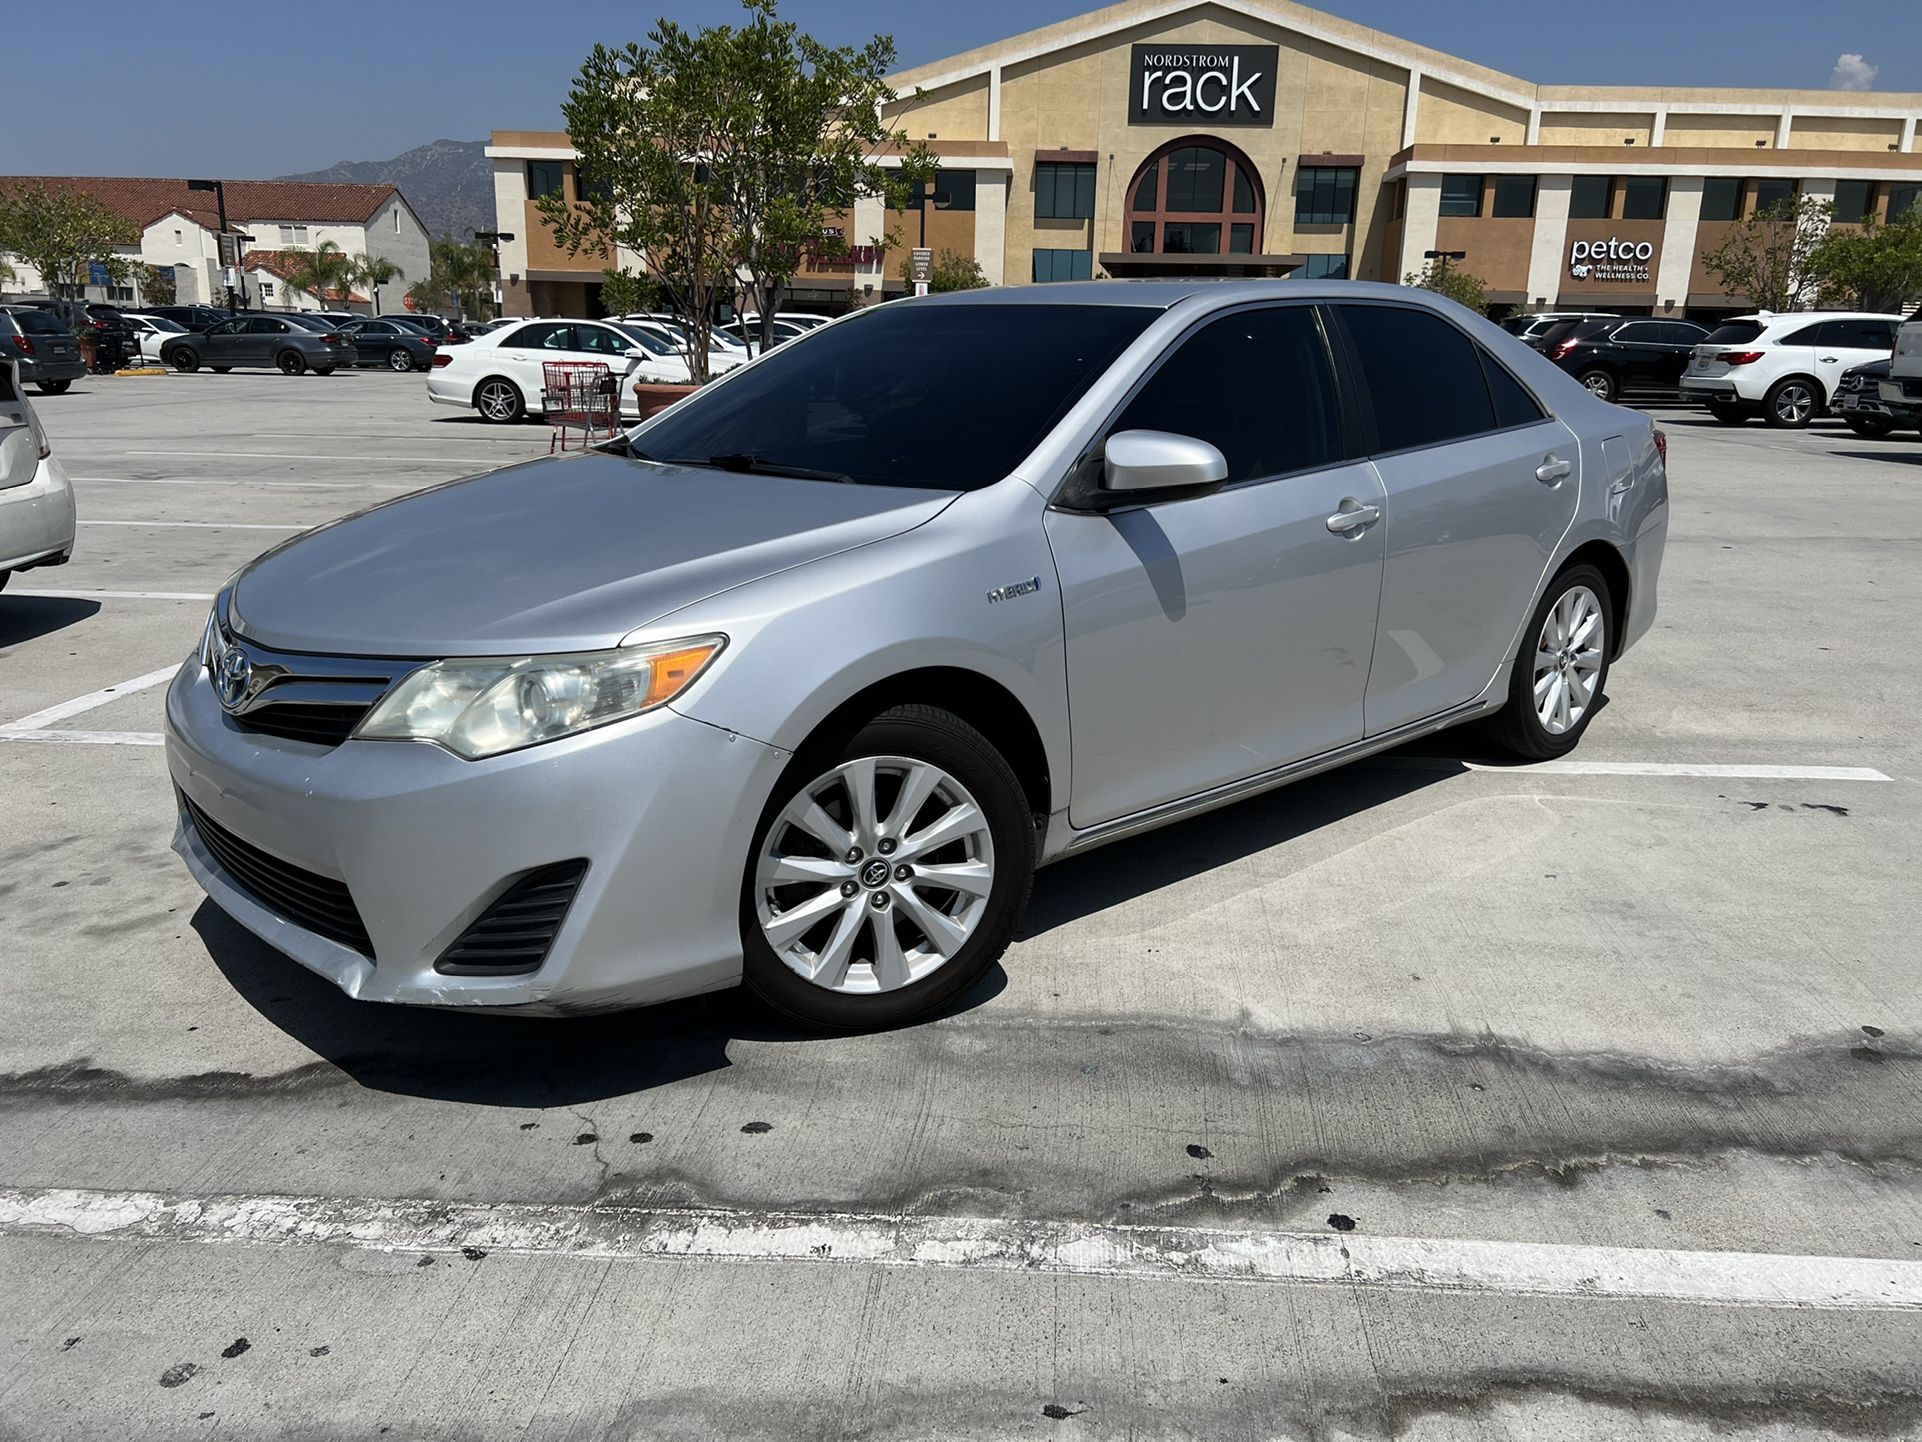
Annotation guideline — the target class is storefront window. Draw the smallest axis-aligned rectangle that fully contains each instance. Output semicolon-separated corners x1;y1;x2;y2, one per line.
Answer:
1700;177;1744;222
1032;249;1093;282
1754;178;1797;213
1123;139;1265;260
1294;167;1358;224
1439;175;1482;218
1299;253;1350;279
1163;222;1221;254
1165;147;1226;212
1130;221;1155;253
1891;184;1921;222
909;169;976;211
1833;179;1876;222
1230;223;1255;253
527;161;565;200
1036;163;1096;220
1569;175;1613;219
1621;177;1667;220
1491;176;1536;219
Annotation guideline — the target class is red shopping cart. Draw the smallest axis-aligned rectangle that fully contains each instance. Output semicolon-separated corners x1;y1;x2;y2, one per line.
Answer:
541;360;620;452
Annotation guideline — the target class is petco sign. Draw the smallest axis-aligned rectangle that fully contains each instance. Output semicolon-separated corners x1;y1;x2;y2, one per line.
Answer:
1129;44;1279;126
1568;237;1654;284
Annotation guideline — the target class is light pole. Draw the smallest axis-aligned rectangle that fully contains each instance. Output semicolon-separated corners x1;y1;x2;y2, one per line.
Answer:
188;179;244;310
1424;247;1467;283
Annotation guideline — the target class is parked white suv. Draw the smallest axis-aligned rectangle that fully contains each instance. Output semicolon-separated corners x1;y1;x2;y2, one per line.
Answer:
1680;311;1905;428
1878;308;1922;428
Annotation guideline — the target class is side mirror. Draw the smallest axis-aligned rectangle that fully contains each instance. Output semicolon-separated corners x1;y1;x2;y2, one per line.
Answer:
1102;429;1228;497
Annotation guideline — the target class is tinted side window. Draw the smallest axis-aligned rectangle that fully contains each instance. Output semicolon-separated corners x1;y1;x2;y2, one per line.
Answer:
1337;305;1497;452
1613;322;1664;343
1779;323;1825;346
504;322;568;348
1113;307;1342;484
1480;352;1546;428
573;325;630;355
1829;318;1898;349
1660;323;1708;345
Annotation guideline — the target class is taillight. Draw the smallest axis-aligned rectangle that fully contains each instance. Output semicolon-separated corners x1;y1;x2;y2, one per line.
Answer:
431;352;453;368
1719;350;1765;366
321;333;341;343
1653;428;1667;469
13;334;34;357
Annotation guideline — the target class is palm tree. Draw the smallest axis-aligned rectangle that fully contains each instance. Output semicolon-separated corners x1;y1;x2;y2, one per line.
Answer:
281;241;354;311
347;254;403;315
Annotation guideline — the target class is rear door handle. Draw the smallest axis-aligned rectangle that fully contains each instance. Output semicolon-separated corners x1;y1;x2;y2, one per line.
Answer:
1536;455;1573;484
1326;501;1381;534
1820;355;1839;363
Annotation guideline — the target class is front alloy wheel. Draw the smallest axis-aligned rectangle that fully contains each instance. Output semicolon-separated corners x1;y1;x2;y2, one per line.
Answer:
742;705;1033;1029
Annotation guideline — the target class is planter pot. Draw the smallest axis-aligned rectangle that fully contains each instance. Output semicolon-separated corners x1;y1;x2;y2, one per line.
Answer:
632;381;699;419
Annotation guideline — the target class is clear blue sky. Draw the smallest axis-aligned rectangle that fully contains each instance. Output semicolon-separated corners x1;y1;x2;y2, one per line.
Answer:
2;0;1917;179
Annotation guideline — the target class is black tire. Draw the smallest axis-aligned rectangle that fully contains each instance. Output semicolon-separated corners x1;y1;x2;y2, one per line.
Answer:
740;704;1036;1031
34;379;71;395
474;376;524;424
276;349;307;376
1576;368;1618;403
1844;415;1896;439
1705;401;1747;425
1486;563;1614;761
211;366;231;374
0;570;10;592
387;348;415;372
169;350;199;373
1763;376;1819;429
314;366;335;376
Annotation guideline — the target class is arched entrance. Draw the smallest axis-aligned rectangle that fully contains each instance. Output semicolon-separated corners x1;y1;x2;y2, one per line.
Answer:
1124;137;1265;259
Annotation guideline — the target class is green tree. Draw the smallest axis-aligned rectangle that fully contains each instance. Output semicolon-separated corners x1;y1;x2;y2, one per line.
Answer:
1403;256;1488;313
598;267;660;316
348;254;405;314
541;0;934;378
1699;195;1831;313
1808;210;1922;313
409;236;495;318
138;263;176;306
0;182;140;298
281;241;355;309
897;247;989;293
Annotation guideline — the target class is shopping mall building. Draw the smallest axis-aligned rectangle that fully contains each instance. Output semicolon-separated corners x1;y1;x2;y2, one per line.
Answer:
487;0;1922;319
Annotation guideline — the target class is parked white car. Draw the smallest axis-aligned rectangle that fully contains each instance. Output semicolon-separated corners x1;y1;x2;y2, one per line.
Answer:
746;311;832;329
1680;311;1905;427
0;359;76;592
123;313;191;365
426;317;694;424
615;316;745;375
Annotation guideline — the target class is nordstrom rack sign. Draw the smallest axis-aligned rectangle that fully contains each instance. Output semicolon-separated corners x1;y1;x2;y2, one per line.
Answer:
1129;44;1279;126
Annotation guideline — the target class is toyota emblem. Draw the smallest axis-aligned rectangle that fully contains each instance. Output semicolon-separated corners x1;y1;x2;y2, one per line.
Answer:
215;646;253;710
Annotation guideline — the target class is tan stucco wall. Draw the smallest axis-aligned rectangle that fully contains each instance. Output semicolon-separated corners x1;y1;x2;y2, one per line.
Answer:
1789;115;1908;152
1538;113;1654;147
1414;78;1528;144
1661;113;1776;148
1435;214;1533;295
889;74;991;141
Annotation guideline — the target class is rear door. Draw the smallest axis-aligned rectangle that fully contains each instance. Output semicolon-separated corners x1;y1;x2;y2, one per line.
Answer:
1608;320;1671;389
1331;302;1581;735
1814;318;1901;401
0;362;38;491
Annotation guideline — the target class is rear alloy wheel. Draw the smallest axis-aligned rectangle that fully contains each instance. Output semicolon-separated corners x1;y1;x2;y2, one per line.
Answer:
1763;377;1817;429
742;705;1034;1030
475;377;524;424
169;350;199;373
387;348;415;372
1578;369;1618;403
1487;564;1613;761
276;349;307;376
34;379;71;395
1844;415;1895;439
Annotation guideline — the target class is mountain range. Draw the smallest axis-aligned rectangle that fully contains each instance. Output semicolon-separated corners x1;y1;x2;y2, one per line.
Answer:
276;138;493;242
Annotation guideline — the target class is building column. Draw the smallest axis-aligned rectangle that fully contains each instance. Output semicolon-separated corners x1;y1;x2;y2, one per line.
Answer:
1656;176;1703;312
853;191;887;302
1398;173;1441;280
1650;107;1668;147
1904;116;1918;152
975;172;1008;285
1400;68;1422;149
1525;175;1572;308
988;67;1003;142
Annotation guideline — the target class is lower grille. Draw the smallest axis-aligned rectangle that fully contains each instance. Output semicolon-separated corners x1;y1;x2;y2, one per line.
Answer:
181;794;373;956
437;860;588;976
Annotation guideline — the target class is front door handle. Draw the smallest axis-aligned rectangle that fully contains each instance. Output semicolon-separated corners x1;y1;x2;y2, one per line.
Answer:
1326;501;1381;534
1536;455;1573;484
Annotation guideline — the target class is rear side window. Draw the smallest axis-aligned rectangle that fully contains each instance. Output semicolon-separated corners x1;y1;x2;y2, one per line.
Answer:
1703;321;1763;346
13;310;68;335
1112;306;1344;484
1778;323;1825;346
1613;322;1664;343
1660;322;1708;345
1336;304;1496;452
504;322;569;348
1480;354;1547;428
1825;318;1899;349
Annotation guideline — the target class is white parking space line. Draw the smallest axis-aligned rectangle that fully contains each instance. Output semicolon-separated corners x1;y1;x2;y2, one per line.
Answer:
116;449;519;463
8;588;213;602
0;730;165;747
79;520;306;531
70;476;417;491
0;666;180;733
8;1186;1922;1313
1370;758;1892;782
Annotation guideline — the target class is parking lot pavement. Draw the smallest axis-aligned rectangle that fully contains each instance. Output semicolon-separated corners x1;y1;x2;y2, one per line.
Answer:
3;376;1921;1439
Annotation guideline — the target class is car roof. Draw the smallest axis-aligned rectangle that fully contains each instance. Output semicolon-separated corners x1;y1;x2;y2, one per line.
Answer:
1735;310;1907;325
917;277;1469;311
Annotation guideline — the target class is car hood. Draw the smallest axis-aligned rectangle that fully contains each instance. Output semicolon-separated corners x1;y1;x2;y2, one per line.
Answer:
230;452;957;656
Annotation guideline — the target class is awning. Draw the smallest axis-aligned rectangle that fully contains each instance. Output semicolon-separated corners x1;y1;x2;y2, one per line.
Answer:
1099;252;1305;278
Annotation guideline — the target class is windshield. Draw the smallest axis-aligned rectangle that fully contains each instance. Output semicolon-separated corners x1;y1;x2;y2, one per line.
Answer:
614;324;678;356
1704;321;1765;345
143;316;187;333
636;302;1156;490
283;314;333;331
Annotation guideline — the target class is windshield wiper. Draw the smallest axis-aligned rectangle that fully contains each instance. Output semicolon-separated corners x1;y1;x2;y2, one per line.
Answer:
667;452;854;484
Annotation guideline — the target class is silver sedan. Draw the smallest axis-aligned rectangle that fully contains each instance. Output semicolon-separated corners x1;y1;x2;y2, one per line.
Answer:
166;281;1667;1028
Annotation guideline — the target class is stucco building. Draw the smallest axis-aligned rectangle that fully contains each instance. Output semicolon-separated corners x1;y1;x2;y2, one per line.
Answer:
488;0;1922;318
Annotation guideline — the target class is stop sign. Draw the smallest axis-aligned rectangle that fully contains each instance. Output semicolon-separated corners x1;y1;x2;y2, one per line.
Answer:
403;295;418;311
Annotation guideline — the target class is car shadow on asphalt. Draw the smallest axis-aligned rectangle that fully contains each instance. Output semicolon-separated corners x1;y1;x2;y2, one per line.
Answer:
1833;448;1922;466
193;902;1008;1107
0;594;101;647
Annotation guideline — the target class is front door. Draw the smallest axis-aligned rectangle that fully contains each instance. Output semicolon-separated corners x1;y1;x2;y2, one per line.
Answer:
202;318;248;363
1813;318;1902;403
1330;302;1582;734
1045;303;1385;829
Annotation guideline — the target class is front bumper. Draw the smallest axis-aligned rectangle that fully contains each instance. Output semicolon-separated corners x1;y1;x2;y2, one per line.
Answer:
0;455;77;573
165;657;790;1012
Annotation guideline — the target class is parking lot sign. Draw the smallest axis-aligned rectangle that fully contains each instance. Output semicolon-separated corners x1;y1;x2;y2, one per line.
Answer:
911;246;932;297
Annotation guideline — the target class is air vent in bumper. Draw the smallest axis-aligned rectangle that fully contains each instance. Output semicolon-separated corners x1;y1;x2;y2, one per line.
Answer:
180;793;373;956
436;860;589;976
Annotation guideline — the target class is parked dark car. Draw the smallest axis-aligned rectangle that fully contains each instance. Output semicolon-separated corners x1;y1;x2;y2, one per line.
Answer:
160;315;358;375
1499;311;1615;348
336;317;437;372
1831;358;1904;438
1541;317;1709;401
380;313;467;345
0;306;87;393
146;304;234;333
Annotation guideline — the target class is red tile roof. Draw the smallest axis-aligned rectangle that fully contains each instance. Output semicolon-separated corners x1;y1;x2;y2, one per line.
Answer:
0;176;409;231
241;249;369;304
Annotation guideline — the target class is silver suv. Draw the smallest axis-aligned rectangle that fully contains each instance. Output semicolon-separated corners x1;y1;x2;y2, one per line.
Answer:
1879;307;1922;427
166;281;1668;1029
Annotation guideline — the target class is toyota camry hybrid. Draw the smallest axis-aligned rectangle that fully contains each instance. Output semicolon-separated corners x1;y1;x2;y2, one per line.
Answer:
167;281;1667;1029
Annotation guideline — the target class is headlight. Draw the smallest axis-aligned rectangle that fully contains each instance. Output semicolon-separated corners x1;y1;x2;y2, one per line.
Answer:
352;636;724;759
